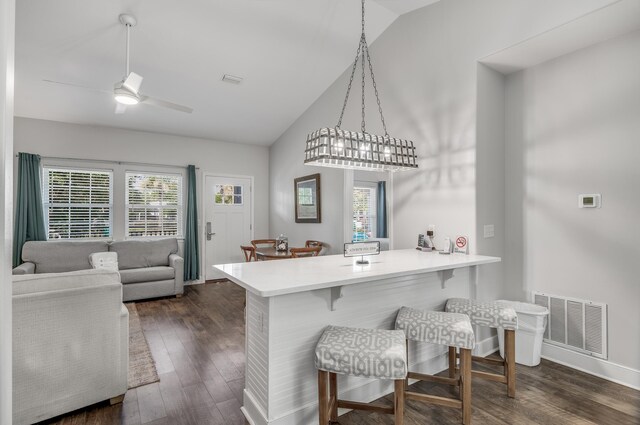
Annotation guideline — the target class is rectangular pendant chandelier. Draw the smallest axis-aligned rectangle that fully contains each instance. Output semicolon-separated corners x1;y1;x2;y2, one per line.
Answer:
304;127;417;171
303;0;418;172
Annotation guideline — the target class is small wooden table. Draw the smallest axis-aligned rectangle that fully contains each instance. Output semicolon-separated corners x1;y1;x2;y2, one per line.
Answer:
255;247;292;260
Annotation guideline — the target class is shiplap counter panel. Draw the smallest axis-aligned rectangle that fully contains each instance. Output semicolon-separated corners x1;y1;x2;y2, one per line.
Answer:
215;250;500;425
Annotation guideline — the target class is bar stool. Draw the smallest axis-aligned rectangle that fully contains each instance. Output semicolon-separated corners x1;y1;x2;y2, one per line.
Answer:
395;307;475;425
315;325;407;425
445;298;518;398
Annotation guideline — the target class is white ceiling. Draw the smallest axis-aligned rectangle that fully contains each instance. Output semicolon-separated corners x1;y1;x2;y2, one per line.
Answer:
480;0;640;74
15;0;439;146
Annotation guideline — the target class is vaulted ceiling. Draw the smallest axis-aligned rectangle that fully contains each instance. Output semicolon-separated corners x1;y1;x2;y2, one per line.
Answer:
15;0;439;146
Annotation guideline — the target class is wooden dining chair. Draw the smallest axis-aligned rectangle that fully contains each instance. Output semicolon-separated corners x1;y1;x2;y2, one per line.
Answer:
251;239;276;248
305;240;324;248
290;246;322;258
240;245;256;262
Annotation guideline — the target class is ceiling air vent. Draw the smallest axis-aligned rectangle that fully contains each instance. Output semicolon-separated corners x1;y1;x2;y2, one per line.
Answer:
222;74;243;84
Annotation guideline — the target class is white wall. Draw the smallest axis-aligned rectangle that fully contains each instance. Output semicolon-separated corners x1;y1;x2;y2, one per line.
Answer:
270;0;615;268
13;117;270;278
474;64;507;342
505;30;640;372
0;0;14;422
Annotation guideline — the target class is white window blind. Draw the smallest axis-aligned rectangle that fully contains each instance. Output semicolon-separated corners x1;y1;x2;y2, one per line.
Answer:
43;167;113;239
353;185;377;242
126;172;183;238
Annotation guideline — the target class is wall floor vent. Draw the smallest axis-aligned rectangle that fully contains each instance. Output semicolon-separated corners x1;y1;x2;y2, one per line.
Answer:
533;292;607;359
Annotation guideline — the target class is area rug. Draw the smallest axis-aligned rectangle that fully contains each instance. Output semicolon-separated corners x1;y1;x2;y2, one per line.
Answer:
126;303;160;389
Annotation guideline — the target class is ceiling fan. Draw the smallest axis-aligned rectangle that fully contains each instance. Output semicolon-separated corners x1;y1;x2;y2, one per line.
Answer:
44;14;193;114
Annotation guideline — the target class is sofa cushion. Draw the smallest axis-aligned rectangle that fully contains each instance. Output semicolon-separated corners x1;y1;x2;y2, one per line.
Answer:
119;266;175;284
22;240;109;274
109;238;178;270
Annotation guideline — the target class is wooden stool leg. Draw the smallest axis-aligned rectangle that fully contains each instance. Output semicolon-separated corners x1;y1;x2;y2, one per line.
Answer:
449;346;457;378
460;348;472;425
318;370;329;425
405;340;410;391
505;329;516;398
109;394;125;405
329;372;338;423
394;379;405;425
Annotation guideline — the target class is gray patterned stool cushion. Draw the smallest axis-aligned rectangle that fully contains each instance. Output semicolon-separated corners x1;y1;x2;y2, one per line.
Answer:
446;298;518;330
315;325;407;380
395;307;475;350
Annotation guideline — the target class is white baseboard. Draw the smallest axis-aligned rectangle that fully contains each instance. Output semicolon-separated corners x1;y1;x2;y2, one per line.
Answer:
242;355;450;425
474;334;499;357
242;390;267;425
541;342;640;390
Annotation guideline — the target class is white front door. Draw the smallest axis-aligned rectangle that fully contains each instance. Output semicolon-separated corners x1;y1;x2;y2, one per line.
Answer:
204;175;252;280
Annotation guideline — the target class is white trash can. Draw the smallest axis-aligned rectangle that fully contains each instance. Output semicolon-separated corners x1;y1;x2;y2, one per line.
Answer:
496;300;549;366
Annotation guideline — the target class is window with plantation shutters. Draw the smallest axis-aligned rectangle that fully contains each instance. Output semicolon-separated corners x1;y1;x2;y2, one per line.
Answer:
126;172;183;238
43;168;113;239
352;184;377;242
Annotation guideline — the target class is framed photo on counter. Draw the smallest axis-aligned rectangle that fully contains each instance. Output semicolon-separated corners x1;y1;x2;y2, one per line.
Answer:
294;173;321;223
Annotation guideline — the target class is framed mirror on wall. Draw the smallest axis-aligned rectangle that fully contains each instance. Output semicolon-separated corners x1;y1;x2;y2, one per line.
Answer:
294;173;321;223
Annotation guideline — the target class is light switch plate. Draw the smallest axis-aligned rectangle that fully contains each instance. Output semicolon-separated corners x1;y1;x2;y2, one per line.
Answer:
484;224;495;238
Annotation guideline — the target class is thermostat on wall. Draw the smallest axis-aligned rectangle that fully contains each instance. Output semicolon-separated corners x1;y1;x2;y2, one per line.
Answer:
578;194;601;208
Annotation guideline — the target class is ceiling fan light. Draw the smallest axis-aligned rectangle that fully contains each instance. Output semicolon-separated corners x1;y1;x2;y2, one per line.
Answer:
114;94;139;105
114;87;139;105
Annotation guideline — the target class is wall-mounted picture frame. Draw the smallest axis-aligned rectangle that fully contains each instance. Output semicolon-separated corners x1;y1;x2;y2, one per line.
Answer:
294;173;321;223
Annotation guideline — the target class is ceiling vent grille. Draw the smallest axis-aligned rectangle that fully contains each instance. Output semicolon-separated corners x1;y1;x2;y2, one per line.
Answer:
221;74;243;84
533;292;607;359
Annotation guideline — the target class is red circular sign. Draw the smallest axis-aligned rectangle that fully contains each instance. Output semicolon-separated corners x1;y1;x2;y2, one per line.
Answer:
456;237;467;248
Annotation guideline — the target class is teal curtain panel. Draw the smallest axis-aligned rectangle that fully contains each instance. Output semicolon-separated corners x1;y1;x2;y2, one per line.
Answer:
376;181;387;238
13;152;47;267
184;165;200;281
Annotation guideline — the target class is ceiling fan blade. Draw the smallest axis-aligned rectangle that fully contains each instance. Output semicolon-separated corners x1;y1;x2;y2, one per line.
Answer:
140;95;193;114
43;79;111;95
122;72;143;95
115;103;127;114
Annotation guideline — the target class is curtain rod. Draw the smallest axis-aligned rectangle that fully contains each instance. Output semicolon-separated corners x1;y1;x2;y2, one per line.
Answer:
15;154;199;170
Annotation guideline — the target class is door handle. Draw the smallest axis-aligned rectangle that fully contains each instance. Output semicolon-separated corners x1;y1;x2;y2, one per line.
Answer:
206;222;216;240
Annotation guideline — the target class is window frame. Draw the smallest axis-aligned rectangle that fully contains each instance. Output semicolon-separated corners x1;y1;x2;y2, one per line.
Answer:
125;170;184;239
42;166;114;240
352;181;378;242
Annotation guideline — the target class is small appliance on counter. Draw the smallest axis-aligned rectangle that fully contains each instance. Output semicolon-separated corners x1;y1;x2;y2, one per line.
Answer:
276;234;288;252
439;237;452;254
417;226;436;251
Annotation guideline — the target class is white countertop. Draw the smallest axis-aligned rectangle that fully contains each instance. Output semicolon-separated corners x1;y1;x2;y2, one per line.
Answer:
214;249;500;297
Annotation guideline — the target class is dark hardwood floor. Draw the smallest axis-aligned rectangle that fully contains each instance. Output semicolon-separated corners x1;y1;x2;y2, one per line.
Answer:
45;281;639;425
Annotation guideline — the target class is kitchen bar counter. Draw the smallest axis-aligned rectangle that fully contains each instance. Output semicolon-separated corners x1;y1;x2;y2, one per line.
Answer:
214;249;500;425
215;249;500;297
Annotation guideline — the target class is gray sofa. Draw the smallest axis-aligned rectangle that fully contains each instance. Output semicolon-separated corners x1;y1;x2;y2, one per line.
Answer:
13;238;184;301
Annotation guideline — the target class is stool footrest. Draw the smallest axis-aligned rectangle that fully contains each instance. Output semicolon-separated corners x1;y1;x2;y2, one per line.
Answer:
455;352;506;366
337;399;394;415
472;355;505;366
408;371;459;386
406;391;463;409
472;370;508;383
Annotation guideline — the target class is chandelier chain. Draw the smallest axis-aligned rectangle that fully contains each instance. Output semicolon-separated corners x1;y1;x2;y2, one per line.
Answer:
335;0;389;139
336;37;362;128
365;44;388;137
361;39;366;132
